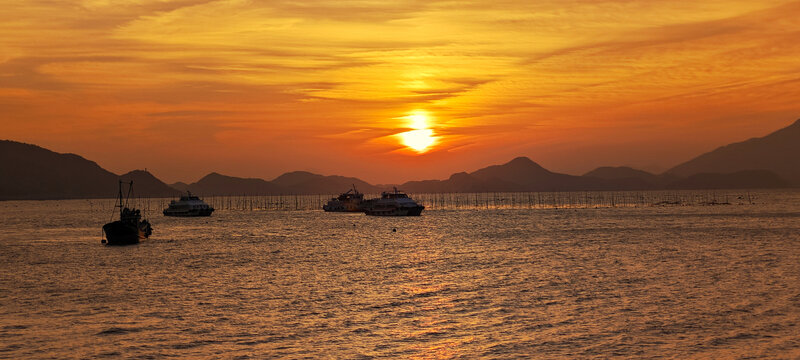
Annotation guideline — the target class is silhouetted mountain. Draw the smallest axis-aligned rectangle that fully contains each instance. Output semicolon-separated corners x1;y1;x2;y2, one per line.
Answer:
271;171;382;194
401;157;609;193
4;117;799;201
118;170;180;197
584;166;657;181
182;171;381;195
402;171;499;193
186;172;285;195
0;140;181;200
666;170;788;190
0;140;119;200
470;156;551;183
170;181;191;192
582;166;678;189
667;119;800;185
400;153;793;193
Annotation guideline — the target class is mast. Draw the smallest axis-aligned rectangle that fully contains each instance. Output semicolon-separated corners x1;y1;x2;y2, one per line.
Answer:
116;180;134;217
125;180;133;210
117;180;124;217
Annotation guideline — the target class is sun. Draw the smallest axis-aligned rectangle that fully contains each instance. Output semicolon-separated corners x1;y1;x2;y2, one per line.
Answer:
397;110;438;153
400;129;436;152
407;112;428;130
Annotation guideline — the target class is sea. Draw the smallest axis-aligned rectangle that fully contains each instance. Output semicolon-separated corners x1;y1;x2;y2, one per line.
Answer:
1;190;799;359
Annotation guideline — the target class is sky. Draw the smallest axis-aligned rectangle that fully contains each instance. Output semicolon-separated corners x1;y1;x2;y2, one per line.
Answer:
2;0;799;184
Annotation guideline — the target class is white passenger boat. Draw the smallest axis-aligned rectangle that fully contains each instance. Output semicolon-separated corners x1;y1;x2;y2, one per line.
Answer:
163;192;214;217
362;188;424;216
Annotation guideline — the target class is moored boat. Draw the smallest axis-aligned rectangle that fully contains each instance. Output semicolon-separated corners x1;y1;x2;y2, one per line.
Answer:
362;188;424;216
102;181;152;245
323;185;364;212
163;192;214;217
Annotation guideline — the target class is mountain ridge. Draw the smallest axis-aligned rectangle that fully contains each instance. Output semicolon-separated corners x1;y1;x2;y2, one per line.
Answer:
2;119;798;200
666;118;800;185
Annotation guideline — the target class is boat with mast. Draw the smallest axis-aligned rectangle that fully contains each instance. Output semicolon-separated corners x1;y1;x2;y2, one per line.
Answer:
102;181;152;245
323;185;365;212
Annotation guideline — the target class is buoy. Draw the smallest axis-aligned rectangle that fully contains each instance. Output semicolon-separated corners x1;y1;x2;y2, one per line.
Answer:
101;239;107;244
392;228;396;232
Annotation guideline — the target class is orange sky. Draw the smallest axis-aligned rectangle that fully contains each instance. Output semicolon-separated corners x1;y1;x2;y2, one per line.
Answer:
2;0;799;184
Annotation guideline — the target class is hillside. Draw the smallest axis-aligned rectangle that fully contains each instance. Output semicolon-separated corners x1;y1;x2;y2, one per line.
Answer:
182;171;382;195
271;171;382;194
186;172;285;195
582;166;678;189
1;140;122;200
118;170;181;197
401;157;614;193
666;170;788;190
0;140;180;200
667;119;800;185
4;118;799;201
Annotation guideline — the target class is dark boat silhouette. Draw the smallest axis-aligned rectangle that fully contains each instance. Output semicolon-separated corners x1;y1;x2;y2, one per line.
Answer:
323;185;365;212
102;181;152;245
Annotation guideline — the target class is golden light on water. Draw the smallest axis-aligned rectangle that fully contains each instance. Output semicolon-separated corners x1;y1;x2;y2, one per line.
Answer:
398;110;437;153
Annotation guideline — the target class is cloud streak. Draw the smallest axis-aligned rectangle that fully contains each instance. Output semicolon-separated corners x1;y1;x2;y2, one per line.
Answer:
2;0;800;182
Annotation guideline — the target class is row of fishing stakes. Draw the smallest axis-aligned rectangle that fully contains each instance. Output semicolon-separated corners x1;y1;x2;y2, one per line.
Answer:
116;190;755;213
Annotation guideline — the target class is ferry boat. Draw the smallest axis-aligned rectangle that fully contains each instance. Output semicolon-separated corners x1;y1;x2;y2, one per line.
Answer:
102;181;153;245
362;188;424;216
323;185;365;212
163;192;214;217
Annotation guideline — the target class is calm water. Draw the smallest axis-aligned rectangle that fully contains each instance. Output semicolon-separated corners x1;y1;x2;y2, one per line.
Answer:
1;191;799;359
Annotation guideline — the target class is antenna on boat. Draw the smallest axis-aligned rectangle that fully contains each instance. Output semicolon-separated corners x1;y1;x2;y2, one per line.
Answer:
116;180;124;218
124;180;133;210
110;180;124;222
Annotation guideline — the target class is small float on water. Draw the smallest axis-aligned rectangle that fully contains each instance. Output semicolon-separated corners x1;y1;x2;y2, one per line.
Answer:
102;181;152;245
361;188;424;216
323;185;365;212
163;192;214;217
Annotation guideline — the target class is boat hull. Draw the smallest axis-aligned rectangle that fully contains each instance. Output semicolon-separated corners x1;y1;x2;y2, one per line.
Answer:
102;220;149;245
323;207;363;212
163;208;214;217
323;202;363;212
364;205;424;216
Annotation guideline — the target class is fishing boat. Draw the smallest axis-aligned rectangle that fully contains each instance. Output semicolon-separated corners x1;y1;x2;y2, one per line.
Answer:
102;181;152;245
362;188;424;216
163;192;214;217
323;185;365;212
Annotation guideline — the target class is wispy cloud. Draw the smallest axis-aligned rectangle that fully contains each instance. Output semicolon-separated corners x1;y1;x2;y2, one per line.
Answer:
1;0;799;182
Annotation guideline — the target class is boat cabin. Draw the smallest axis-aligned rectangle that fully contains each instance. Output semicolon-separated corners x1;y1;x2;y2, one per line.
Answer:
381;188;409;199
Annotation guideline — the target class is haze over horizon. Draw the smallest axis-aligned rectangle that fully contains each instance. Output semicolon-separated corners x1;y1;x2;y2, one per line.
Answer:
3;1;800;184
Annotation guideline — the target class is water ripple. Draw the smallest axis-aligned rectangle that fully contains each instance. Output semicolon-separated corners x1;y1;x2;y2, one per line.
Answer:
0;192;799;358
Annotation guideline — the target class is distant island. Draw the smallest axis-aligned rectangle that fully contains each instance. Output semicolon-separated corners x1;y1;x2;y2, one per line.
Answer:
1;119;798;200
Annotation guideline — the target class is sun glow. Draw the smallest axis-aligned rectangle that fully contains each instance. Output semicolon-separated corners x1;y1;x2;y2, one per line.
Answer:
398;110;437;153
407;112;428;130
400;129;436;152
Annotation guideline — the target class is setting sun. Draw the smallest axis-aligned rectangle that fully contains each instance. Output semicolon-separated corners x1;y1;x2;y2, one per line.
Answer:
1;0;798;183
397;110;437;153
2;1;799;358
406;110;430;130
399;129;436;153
